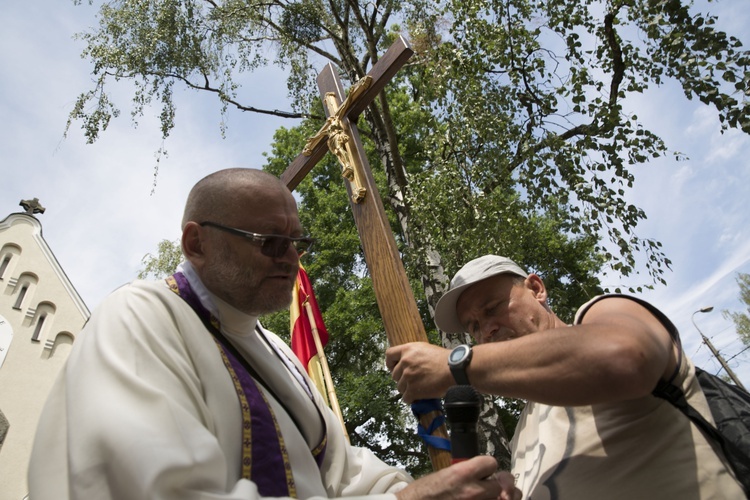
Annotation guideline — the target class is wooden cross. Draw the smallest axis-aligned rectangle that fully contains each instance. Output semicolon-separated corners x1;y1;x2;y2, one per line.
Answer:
281;36;451;471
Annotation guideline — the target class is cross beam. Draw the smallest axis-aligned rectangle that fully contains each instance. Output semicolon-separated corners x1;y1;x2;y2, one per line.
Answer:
280;37;451;471
281;37;414;190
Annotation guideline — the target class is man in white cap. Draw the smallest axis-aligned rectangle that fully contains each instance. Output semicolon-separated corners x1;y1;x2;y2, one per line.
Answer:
386;255;744;499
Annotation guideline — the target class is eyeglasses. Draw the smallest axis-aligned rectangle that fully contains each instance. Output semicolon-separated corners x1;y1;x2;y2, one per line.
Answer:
199;221;314;258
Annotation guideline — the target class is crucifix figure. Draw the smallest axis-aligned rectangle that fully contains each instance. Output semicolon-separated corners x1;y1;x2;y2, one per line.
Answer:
281;37;451;471
20;198;46;216
303;75;373;203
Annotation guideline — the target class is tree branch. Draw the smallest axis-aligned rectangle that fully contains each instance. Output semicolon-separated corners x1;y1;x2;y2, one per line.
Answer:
131;70;321;120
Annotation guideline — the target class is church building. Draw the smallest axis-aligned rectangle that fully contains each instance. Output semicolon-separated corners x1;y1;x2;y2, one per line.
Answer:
0;199;89;500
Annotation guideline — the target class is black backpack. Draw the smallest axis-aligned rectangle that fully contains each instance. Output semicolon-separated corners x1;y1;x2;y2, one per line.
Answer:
653;367;750;495
579;294;749;492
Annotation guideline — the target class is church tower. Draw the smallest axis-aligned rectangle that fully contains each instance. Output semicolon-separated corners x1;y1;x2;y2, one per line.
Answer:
0;199;89;500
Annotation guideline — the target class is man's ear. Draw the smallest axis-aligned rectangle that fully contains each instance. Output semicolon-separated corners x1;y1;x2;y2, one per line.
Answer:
181;222;206;268
526;274;548;302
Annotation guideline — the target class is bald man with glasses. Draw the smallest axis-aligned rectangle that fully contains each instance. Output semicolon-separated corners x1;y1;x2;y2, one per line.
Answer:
29;168;519;500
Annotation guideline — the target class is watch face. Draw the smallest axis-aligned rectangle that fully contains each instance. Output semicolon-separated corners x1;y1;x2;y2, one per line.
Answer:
449;345;468;364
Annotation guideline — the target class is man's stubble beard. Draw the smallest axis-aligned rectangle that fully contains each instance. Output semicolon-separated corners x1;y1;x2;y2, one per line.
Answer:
204;244;296;316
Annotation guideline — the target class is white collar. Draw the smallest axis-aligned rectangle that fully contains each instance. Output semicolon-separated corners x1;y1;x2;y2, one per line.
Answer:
176;261;259;336
176;261;312;398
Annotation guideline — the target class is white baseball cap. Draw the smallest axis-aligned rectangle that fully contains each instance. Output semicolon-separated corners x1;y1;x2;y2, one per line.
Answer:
434;255;528;333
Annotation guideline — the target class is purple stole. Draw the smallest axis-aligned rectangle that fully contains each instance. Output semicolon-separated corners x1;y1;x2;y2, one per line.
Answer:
166;272;327;497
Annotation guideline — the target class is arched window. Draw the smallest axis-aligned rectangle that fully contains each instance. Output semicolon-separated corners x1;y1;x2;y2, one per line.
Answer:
13;285;28;310
10;273;38;313
0;255;9;280
46;331;74;358
0;244;20;281
29;302;56;343
31;313;47;342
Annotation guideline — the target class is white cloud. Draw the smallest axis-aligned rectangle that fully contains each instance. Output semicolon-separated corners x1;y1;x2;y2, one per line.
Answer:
685;105;718;137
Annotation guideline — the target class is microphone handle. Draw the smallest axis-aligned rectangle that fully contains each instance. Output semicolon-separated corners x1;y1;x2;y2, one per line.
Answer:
449;423;479;464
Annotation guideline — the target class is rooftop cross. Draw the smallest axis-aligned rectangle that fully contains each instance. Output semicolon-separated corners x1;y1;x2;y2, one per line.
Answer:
19;198;46;216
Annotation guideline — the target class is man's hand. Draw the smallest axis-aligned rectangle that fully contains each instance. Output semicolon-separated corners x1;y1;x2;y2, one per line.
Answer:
395;456;521;500
385;342;454;403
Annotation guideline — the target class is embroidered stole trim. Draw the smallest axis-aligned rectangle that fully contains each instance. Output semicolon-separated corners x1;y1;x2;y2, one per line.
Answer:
167;273;306;497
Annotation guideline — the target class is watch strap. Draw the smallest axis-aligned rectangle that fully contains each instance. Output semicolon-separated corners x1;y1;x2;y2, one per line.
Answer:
450;364;471;386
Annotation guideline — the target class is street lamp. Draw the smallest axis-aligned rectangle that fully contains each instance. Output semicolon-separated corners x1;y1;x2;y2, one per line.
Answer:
692;306;746;390
691;306;714;334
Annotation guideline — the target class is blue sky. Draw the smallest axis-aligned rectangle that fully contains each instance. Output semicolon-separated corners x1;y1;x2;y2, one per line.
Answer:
2;1;749;385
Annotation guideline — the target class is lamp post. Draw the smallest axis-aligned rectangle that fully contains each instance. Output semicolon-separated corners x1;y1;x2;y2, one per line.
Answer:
692;306;746;390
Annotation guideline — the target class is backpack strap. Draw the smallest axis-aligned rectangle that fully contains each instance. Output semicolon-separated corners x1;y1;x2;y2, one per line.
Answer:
652;376;725;447
653;370;750;493
575;294;683;385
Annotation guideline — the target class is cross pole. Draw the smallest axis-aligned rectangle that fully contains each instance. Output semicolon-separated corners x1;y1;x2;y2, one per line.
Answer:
280;36;451;471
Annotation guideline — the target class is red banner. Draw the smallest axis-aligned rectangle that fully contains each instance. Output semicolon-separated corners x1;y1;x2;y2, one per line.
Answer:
290;265;329;370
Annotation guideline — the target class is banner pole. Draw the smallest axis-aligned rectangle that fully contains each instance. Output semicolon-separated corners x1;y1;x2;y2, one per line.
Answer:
304;299;349;443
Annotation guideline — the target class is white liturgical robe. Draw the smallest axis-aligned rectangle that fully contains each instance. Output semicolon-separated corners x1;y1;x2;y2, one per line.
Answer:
28;265;412;499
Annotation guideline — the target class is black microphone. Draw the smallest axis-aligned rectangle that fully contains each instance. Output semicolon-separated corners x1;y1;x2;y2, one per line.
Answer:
444;385;481;464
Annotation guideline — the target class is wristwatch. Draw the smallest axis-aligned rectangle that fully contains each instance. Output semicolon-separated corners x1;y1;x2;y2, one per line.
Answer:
448;344;473;386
